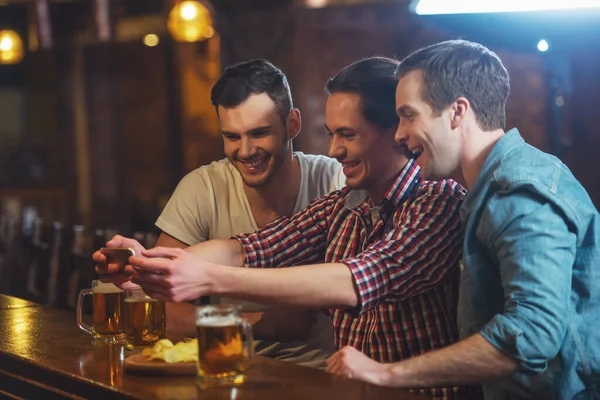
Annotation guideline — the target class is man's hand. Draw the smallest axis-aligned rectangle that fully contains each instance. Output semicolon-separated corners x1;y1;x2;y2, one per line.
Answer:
129;246;214;302
92;235;147;287
326;346;391;385
253;308;319;342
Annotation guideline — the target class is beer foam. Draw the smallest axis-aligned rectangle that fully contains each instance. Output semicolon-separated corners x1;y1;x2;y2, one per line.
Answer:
124;297;157;302
92;283;123;294
196;315;238;327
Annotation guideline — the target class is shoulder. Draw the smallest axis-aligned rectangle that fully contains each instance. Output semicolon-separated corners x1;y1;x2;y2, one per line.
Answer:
305;185;349;212
418;179;467;200
295;152;345;194
296;152;340;174
178;158;240;188
488;146;592;225
492;143;565;189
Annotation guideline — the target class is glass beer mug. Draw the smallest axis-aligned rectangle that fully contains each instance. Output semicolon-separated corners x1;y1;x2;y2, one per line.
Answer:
122;286;167;348
196;305;253;388
77;280;126;345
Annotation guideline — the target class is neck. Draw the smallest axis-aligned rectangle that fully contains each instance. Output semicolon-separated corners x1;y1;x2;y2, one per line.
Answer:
459;128;505;190
367;156;409;205
243;150;300;226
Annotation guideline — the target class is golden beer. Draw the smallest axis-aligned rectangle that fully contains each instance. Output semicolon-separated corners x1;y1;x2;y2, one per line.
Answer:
92;289;124;336
77;281;126;345
122;298;166;346
196;306;253;388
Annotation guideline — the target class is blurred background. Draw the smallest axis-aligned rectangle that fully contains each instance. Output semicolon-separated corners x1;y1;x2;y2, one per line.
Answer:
0;0;598;305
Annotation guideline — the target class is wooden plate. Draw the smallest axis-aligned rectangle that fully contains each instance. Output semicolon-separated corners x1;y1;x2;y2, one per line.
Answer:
124;353;197;376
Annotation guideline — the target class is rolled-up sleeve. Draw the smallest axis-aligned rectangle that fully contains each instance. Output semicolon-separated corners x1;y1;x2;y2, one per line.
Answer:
344;182;464;315
478;191;576;373
234;195;334;269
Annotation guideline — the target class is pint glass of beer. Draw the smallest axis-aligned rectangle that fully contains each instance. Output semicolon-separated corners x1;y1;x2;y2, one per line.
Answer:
77;280;126;345
122;287;166;348
196;305;253;388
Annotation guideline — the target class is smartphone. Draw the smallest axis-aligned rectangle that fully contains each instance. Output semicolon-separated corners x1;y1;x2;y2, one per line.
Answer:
100;247;135;268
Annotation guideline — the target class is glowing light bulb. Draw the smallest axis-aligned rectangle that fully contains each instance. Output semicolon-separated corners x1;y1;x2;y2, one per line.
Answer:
143;34;160;47
0;30;24;64
180;2;199;21
168;1;215;42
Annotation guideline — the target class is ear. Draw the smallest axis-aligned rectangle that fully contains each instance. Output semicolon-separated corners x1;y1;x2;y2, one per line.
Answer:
450;97;469;130
286;108;302;141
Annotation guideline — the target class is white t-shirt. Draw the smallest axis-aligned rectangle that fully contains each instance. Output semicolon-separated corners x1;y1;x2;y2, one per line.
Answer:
156;152;345;368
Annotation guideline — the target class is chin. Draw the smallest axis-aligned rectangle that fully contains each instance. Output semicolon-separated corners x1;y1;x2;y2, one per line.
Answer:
241;168;276;188
344;176;367;190
241;176;270;188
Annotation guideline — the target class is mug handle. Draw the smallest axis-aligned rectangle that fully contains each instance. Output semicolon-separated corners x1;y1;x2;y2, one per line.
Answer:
77;288;94;336
240;320;253;368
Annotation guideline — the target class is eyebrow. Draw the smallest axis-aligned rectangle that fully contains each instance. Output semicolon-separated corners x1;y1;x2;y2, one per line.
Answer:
324;124;355;133
221;126;271;136
396;105;415;116
396;104;416;115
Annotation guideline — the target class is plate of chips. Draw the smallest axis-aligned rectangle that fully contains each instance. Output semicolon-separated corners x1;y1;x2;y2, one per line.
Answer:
124;338;198;376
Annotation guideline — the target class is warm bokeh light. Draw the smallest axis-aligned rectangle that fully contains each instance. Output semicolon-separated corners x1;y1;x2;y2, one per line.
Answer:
143;34;160;47
305;0;328;8
168;1;215;42
202;26;215;38
0;30;25;64
180;2;199;21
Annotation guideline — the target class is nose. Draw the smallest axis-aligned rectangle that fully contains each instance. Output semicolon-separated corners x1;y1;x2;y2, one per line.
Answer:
328;135;345;161
394;124;408;146
238;137;257;159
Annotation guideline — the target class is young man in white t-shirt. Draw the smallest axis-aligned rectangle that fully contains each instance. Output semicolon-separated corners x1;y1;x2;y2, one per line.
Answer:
153;59;344;368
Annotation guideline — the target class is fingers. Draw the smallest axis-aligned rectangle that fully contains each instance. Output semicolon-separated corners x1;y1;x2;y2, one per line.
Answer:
92;250;107;264
97;273;131;287
129;276;172;301
326;346;357;377
106;234;142;250
129;255;172;274
325;352;344;376
131;271;168;286
95;264;121;275
142;246;185;259
130;276;167;293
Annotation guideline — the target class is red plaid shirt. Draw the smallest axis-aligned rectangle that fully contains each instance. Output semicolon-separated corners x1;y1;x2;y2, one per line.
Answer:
236;160;468;399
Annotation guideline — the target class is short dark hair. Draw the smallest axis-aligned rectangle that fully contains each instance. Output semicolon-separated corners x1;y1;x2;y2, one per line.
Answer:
325;57;400;131
395;40;510;131
211;59;293;122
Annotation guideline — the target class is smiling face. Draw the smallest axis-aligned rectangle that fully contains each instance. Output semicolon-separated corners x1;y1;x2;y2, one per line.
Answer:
218;93;294;188
394;70;461;181
325;92;401;195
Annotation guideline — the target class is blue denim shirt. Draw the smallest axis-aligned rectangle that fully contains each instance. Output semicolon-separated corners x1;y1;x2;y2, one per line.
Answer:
459;129;600;400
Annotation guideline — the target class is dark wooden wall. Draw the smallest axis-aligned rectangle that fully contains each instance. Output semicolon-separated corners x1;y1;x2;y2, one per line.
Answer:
1;1;598;236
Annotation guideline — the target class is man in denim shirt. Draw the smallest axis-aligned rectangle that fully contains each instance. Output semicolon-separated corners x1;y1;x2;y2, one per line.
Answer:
325;40;599;399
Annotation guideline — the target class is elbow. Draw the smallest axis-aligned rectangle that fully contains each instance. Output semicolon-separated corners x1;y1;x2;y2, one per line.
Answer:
342;278;362;309
343;291;360;309
516;325;565;373
482;313;566;374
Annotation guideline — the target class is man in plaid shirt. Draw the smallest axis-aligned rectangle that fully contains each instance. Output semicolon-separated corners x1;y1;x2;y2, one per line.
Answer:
98;57;469;398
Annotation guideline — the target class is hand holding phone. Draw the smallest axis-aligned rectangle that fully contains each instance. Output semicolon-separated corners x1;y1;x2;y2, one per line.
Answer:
100;247;135;269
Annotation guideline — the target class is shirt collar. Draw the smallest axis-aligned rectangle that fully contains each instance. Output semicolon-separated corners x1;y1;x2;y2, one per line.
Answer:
343;159;422;210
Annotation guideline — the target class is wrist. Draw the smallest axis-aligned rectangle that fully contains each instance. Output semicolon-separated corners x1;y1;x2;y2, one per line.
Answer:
377;362;404;387
204;262;225;295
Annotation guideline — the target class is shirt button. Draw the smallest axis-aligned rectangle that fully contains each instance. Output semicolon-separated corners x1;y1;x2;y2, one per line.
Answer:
459;261;465;272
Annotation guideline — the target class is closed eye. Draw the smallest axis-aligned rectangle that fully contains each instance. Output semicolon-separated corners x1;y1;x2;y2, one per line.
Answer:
222;133;239;141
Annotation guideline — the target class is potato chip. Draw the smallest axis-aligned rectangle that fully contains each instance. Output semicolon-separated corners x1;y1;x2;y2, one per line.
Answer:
142;338;198;363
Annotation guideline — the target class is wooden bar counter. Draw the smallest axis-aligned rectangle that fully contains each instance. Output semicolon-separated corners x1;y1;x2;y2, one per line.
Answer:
0;294;428;400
